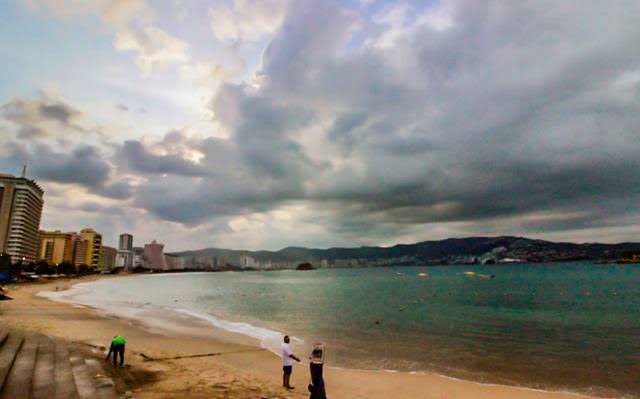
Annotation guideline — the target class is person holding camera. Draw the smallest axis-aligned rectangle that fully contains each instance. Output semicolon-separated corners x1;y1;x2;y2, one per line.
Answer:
308;343;327;399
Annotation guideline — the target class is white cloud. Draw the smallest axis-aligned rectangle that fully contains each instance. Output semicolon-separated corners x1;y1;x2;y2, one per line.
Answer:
416;2;453;31
114;26;189;74
179;62;228;85
369;1;453;49
102;0;154;28
209;4;240;42
209;0;288;43
23;0;183;75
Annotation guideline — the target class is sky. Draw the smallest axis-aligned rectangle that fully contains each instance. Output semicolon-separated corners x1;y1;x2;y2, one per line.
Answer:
1;0;639;251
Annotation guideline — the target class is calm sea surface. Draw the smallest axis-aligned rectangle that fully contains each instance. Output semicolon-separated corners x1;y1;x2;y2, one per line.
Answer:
52;263;640;397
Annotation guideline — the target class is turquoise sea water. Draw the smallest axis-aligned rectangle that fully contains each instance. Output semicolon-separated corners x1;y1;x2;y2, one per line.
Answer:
51;263;640;397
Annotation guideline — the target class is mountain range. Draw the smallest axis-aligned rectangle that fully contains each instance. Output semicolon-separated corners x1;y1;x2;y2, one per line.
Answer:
170;236;640;268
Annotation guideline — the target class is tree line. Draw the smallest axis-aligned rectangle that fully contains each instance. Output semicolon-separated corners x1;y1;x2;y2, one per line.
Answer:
0;253;98;279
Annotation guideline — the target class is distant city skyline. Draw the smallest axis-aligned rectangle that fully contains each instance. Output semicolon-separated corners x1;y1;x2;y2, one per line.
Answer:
1;1;639;252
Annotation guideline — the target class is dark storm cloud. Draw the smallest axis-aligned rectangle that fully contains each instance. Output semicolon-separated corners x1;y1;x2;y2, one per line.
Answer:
6;0;636;243
120;0;640;239
120;140;210;177
39;103;80;124
127;132;312;224
13;144;110;186
327;112;368;155
0;141;133;200
16;125;46;139
132;174;291;225
232;94;317;180
0;94;84;137
169;0;639;237
77;202;125;215
93;181;134;200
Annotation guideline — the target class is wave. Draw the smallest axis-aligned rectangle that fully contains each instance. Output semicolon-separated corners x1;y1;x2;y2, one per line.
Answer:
37;281;96;303
172;308;303;355
37;280;303;357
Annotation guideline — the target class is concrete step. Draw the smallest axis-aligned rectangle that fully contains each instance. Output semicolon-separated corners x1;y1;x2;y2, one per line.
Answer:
0;330;122;399
69;348;98;399
0;331;25;392
0;332;38;399
85;358;118;399
53;341;79;399
32;336;56;399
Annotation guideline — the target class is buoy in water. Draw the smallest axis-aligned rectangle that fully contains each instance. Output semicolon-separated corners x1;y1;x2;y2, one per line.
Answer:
418;272;427;278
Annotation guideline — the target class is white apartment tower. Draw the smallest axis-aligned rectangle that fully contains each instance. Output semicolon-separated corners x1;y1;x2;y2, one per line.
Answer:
0;173;44;263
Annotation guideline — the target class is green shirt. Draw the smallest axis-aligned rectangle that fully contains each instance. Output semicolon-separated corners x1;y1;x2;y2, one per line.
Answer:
112;336;126;345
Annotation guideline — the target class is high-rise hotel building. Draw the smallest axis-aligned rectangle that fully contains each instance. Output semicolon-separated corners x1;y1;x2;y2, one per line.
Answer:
119;233;133;251
116;233;134;269
38;230;88;266
0;174;44;263
80;228;102;268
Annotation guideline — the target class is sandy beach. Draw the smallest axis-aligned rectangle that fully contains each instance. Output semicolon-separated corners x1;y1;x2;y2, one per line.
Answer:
0;275;602;399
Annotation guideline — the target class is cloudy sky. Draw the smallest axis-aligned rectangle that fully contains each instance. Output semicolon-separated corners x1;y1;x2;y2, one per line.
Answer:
1;0;639;251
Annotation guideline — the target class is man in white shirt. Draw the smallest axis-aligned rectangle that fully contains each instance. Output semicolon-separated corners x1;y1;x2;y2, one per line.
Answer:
281;335;300;389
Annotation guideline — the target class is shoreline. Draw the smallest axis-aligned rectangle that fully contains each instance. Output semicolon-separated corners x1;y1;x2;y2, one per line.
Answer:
0;274;605;399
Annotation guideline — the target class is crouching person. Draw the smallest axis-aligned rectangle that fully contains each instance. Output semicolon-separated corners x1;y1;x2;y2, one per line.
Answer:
106;335;126;367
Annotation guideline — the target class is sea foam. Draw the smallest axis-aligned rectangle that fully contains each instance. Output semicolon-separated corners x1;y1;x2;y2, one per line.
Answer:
173;308;303;354
38;280;303;356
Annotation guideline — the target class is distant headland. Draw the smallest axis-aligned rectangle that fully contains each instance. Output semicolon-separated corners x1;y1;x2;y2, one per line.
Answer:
168;236;640;271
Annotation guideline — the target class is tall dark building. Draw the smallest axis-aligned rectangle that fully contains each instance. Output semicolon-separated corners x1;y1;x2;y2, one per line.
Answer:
0;173;44;263
116;233;134;269
119;233;133;251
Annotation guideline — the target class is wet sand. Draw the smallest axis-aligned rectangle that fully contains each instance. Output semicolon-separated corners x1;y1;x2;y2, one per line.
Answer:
0;275;602;399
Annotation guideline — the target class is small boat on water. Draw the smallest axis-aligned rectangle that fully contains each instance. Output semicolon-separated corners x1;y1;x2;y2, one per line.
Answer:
418;272;427;278
464;271;494;280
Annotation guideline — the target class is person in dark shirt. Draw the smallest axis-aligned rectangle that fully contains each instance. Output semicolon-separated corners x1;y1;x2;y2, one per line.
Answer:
308;343;327;399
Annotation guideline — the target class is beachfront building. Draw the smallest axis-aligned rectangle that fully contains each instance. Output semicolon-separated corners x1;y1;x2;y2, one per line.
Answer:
165;254;185;270
100;245;117;271
132;246;144;268
39;230;73;265
143;240;167;270
69;233;88;266
80;228;102;268
38;230;90;266
116;233;134;269
213;256;226;268
0;173;44;263
115;250;133;269
240;254;258;269
119;233;133;251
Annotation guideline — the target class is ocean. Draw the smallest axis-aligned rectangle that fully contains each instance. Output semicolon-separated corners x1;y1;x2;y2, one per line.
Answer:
42;262;640;398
